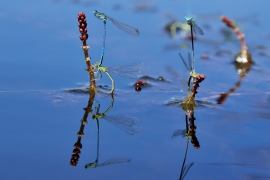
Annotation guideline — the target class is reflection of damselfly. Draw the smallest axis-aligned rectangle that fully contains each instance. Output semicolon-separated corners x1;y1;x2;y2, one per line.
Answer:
85;98;131;169
172;115;194;180
93;10;139;65
93;62;144;93
91;97;141;135
85;158;131;169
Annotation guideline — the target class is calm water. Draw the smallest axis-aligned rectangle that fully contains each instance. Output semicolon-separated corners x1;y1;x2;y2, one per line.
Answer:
1;0;270;179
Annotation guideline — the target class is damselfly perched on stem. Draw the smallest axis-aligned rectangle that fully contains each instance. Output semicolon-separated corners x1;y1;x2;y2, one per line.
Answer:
185;16;204;77
93;10;139;65
178;52;199;93
93;62;144;93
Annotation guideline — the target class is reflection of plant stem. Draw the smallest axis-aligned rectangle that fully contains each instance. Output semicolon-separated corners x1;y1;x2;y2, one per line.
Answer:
70;89;96;166
179;140;190;180
189;113;200;149
179;114;196;180
221;15;247;51
217;75;244;104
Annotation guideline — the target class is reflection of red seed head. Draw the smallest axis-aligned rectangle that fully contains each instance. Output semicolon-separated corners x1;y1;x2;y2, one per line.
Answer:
135;86;142;92
74;142;82;149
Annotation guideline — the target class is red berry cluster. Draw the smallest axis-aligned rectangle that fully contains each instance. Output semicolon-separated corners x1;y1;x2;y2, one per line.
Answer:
189;114;200;149
78;12;88;41
70;142;82;166
134;80;147;92
191;74;206;97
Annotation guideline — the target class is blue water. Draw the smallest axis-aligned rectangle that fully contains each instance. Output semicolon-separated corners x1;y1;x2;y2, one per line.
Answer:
1;0;270;179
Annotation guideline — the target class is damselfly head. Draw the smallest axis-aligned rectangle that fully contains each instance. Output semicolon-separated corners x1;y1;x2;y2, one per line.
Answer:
93;62;99;68
93;10;106;21
185;16;193;21
185;16;193;25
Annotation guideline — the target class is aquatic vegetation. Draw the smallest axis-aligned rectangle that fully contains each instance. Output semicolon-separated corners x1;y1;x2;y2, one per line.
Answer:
165;21;190;40
221;15;246;51
134;80;149;92
217;16;253;104
78;12;96;92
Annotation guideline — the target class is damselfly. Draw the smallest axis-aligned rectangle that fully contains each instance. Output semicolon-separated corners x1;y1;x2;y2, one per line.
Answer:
93;62;144;93
179;52;198;78
185;17;204;36
185;16;204;77
93;10;140;36
179;52;199;93
93;10;139;65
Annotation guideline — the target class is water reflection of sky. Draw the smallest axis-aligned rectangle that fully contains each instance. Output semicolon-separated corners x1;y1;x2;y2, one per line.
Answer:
1;0;270;179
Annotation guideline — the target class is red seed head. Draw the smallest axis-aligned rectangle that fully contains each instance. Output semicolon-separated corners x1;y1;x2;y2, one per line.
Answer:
221;15;235;29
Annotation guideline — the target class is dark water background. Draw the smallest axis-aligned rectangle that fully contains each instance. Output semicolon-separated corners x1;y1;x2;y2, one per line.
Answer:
1;0;270;179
